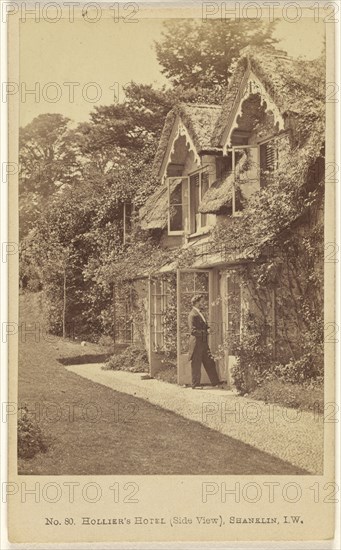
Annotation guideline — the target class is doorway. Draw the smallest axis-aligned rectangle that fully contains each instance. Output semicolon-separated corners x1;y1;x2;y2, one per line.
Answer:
219;270;242;388
176;269;212;385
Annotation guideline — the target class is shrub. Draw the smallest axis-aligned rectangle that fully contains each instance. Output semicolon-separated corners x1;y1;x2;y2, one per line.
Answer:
233;351;323;395
268;357;323;385
250;378;324;411
97;335;116;351
18;407;48;459
231;304;323;394
103;344;149;373
231;315;274;394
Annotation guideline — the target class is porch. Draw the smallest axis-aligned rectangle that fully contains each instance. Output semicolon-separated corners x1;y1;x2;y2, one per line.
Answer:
148;264;244;388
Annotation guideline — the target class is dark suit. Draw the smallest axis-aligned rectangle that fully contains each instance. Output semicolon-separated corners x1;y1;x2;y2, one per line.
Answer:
188;308;220;387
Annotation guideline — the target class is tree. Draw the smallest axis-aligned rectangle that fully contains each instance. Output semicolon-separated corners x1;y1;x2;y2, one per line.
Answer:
87;82;175;151
19;113;81;238
155;19;277;90
19;113;80;196
19;82;172;331
32;180;113;337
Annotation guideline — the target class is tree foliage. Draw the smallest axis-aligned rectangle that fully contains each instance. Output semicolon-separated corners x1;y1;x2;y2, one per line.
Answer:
19;113;79;195
19;113;81;237
155;19;277;91
19;82;176;338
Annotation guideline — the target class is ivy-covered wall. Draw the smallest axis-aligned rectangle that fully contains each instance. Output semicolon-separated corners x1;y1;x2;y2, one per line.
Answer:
132;279;149;350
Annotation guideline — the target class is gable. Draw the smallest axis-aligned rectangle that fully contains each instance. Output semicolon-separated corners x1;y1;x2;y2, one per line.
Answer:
158;114;201;180
219;69;285;153
212;47;325;152
153;103;222;179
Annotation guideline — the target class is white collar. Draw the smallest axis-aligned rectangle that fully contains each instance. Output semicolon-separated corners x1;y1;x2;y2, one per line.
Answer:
193;307;206;323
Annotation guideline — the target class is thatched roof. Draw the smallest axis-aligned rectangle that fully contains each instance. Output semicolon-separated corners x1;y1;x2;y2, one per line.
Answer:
201;47;325;213
139;183;168;230
199;172;233;214
212;59;249;147
152;103;221;177
179;103;221;150
151;110;177;177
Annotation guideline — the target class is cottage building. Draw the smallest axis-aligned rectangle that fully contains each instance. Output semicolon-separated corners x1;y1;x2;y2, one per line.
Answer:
114;47;325;389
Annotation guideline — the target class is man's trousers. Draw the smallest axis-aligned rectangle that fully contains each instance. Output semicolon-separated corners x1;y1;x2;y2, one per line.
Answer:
189;341;220;387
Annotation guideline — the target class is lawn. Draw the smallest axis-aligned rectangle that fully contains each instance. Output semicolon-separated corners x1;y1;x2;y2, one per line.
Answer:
18;293;307;475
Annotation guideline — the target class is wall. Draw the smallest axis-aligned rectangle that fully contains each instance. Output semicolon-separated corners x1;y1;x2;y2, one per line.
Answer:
160;232;184;248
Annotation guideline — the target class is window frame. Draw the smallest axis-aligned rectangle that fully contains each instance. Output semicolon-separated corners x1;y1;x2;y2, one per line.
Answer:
188;165;211;234
167;176;190;236
150;277;171;352
166;165;211;236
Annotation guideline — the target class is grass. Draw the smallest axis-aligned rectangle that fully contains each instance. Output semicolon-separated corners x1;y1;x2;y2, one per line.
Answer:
18;293;308;475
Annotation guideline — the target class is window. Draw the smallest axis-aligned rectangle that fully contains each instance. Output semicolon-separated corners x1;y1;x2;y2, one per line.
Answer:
113;285;133;343
168;177;189;234
150;278;171;352
189;172;200;232
189;169;210;233
167;167;210;235
223;139;278;215
260;139;278;187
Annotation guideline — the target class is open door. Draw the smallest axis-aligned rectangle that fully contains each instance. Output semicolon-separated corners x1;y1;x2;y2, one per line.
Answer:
148;275;176;377
219;270;241;388
177;269;213;385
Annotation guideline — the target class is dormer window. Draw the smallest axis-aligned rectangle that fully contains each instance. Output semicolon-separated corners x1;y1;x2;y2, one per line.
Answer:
168;177;189;234
224;140;279;215
189;168;210;233
167;167;210;236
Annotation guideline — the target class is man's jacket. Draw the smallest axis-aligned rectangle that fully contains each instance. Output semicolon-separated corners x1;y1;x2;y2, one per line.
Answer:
188;308;209;359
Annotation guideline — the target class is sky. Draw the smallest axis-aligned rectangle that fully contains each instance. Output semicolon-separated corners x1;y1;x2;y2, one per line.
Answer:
19;17;326;127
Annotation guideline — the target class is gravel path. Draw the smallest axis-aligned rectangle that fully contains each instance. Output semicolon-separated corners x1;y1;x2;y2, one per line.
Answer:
66;364;323;474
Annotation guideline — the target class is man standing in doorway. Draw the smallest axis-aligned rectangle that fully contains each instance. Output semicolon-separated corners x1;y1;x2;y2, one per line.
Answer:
188;295;221;389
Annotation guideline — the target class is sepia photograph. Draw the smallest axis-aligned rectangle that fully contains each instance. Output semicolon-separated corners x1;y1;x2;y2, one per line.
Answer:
3;1;338;545
16;9;327;477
